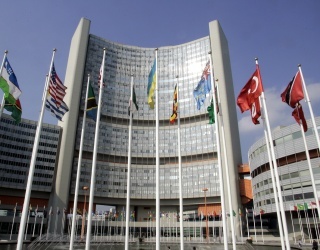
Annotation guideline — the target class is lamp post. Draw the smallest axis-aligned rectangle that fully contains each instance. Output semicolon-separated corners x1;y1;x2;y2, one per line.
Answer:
81;186;89;240
203;187;209;243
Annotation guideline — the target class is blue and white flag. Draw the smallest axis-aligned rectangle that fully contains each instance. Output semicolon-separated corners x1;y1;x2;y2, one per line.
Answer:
45;92;69;121
193;61;211;110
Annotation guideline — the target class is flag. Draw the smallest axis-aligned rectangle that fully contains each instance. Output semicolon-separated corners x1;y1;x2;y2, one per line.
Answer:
297;204;305;210
281;71;304;108
169;84;178;124
232;210;236;217
128;85;139;116
193;61;211;110
292;103;308;132
48;63;67;108
4;98;22;124
289;205;297;211
86;83;97;121
0;57;22;104
250;98;261;125
237;68;263;113
260;208;265;214
45;92;69;121
238;208;242;216
207;97;215;124
147;59;156;109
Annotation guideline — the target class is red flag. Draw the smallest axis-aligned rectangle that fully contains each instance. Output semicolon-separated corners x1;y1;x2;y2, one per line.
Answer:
292;103;308;132
250;98;261;124
281;71;304;108
237;67;264;113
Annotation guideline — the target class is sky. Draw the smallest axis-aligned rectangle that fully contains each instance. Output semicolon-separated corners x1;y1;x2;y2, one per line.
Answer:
1;1;319;163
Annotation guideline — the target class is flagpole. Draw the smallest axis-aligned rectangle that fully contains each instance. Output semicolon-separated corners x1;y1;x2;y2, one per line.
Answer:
69;74;91;250
125;73;134;250
252;207;257;243
16;48;56;250
176;75;184;249
208;52;228;250
298;65;320;219
154;48;161;250
261;113;285;249
259;210;264;243
40;206;45;238
0;50;8;120
10;203;17;240
32;205;38;237
298;109;320;222
245;209;249;239
215;81;236;249
289;207;296;243
256;58;291;250
239;209;243;243
85;48;106;250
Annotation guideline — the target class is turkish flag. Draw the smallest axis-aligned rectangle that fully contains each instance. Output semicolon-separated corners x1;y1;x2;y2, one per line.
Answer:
250;98;261;124
237;67;264;113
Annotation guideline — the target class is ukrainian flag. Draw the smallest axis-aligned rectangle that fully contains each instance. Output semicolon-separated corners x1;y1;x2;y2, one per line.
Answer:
147;59;156;109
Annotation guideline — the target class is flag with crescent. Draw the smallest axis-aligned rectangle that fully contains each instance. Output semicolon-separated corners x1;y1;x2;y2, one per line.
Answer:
237;67;263;113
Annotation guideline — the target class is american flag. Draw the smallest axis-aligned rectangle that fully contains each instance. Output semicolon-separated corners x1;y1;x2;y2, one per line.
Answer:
49;63;67;108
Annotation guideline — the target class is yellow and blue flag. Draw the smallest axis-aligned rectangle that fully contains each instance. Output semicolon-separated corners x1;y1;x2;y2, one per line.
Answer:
147;59;156;109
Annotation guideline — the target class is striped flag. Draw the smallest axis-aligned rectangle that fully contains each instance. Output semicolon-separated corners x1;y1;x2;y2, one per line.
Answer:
45;92;69;121
48;63;67;108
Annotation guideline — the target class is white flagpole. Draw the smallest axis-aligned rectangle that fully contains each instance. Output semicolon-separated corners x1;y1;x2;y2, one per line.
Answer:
289;207;296;243
154;48;160;250
0;50;8;120
125;73;134;250
32;205;38;237
85;48;106;250
25;208;31;240
297;206;304;243
16;48;56;250
259;210;264;243
208;52;228;250
298;110;320;223
256;58;291;250
261;114;285;249
297;66;320;218
40;206;45;238
10;202;17;240
46;207;52;240
252;208;257;243
215;81;236;249
239;210;243;243
69;74;91;250
176;75;184;250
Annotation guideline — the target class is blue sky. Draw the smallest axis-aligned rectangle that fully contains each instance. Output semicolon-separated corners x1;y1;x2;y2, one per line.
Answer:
1;1;319;162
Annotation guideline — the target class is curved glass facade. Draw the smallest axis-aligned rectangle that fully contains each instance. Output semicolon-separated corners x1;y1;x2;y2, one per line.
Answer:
70;35;221;200
249;116;320;214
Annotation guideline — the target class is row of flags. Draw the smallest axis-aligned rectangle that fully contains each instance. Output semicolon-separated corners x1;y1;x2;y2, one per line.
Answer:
236;65;308;131
290;201;319;211
0;55;70;123
0;55;214;125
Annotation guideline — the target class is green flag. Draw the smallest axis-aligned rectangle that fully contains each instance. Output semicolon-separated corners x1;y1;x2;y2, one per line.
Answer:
207;97;215;124
4;98;22;124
